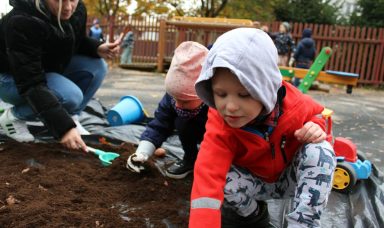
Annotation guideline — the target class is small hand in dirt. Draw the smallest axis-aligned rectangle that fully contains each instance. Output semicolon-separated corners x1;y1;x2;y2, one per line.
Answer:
60;128;87;152
126;153;148;173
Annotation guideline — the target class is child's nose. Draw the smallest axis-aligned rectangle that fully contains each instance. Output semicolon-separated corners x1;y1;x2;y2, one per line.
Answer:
226;101;239;112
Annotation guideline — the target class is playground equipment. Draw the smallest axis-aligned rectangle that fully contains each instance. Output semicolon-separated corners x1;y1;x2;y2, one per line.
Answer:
169;16;254;48
171;16;254;26
280;47;359;94
322;109;372;193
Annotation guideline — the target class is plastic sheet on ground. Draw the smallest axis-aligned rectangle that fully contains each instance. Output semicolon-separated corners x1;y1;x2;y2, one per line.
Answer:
81;99;383;228
1;99;383;227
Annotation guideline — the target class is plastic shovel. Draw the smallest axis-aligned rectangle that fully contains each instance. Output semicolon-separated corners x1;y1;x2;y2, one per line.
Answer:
87;146;120;166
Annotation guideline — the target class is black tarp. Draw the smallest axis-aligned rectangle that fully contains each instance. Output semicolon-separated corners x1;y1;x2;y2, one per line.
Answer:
81;99;384;228
2;99;383;227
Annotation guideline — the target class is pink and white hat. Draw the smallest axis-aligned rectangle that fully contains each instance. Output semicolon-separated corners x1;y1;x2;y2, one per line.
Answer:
165;41;208;101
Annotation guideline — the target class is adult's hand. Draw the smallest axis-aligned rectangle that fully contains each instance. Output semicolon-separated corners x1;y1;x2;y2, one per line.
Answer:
60;128;87;152
97;33;124;59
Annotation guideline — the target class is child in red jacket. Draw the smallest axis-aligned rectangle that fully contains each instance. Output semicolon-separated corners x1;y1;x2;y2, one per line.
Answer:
189;28;335;228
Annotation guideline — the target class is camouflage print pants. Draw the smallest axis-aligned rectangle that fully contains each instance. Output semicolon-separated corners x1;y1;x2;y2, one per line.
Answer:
223;141;336;228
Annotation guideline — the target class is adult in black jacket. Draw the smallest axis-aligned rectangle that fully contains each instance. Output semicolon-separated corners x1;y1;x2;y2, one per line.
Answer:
0;0;121;151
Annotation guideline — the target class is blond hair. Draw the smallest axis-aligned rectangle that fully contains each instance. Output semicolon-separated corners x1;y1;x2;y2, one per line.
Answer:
35;0;64;32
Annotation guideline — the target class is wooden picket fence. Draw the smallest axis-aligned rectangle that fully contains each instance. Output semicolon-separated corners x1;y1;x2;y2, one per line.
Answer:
266;22;384;86
95;16;384;86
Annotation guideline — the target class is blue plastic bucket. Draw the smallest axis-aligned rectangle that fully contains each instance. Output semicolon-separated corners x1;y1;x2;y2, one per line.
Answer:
107;95;145;126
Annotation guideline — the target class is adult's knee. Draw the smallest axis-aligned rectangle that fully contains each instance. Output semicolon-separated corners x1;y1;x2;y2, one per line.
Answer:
93;58;108;79
58;87;83;114
69;55;108;80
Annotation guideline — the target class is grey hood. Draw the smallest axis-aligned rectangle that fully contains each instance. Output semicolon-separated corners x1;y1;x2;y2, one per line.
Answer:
195;28;282;114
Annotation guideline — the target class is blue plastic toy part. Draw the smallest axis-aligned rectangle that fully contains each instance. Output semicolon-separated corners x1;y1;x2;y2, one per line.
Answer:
335;156;372;180
325;70;359;78
348;159;372;179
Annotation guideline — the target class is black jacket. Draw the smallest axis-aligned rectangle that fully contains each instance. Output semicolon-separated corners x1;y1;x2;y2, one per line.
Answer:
294;37;316;69
0;0;102;139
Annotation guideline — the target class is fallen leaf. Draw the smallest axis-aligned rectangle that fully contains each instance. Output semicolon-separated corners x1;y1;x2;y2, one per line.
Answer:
21;168;30;174
164;180;168;187
6;195;18;205
95;220;104;227
38;184;48;191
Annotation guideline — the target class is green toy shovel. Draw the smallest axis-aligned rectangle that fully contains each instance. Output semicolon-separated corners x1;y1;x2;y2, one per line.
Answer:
87;146;120;166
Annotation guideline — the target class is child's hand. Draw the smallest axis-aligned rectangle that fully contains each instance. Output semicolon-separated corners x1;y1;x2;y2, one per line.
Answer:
294;121;326;143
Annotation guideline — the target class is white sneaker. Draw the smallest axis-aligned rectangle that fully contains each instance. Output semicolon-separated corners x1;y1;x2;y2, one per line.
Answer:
72;115;90;135
0;109;35;142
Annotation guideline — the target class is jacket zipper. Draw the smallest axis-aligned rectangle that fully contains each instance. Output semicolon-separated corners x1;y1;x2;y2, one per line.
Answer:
265;132;275;160
280;135;288;164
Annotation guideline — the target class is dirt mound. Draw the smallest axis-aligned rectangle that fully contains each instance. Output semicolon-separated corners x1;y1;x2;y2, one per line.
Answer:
0;141;191;227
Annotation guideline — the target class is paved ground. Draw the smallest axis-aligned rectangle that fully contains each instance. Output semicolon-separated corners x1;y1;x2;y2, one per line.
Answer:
95;67;384;170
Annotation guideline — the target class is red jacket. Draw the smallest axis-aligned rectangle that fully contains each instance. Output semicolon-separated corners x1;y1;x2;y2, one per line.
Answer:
189;82;325;227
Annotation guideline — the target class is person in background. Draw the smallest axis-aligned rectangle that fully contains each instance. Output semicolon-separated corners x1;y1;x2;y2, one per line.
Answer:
120;27;135;65
291;28;317;87
0;0;121;151
274;21;296;66
260;24;276;41
252;21;260;28
260;25;269;33
189;28;335;227
126;41;209;179
88;18;104;42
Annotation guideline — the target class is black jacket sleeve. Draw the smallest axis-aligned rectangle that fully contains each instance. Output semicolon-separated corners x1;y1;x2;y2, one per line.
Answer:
5;15;76;139
140;94;177;148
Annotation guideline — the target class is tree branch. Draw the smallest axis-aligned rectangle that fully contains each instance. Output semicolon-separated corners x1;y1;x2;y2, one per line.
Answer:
213;0;228;17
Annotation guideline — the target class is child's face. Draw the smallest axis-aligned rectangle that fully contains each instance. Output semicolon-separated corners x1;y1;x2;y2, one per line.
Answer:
212;68;263;128
174;98;202;110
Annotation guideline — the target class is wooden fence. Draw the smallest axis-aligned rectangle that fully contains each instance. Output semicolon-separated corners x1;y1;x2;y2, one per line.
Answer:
94;16;384;86
266;22;384;86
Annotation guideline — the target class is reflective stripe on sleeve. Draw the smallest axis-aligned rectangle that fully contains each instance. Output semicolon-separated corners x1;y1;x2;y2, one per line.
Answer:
191;197;221;209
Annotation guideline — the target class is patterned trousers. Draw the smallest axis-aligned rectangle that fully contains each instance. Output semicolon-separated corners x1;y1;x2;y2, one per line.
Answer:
223;141;336;228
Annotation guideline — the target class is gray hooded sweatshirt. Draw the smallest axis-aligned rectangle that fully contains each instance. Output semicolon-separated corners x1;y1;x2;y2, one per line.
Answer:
195;28;282;114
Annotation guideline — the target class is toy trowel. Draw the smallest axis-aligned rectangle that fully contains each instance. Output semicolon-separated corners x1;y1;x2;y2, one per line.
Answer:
87;146;120;166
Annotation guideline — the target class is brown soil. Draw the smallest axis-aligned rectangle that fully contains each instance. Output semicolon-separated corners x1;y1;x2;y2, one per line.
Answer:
0;141;192;227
